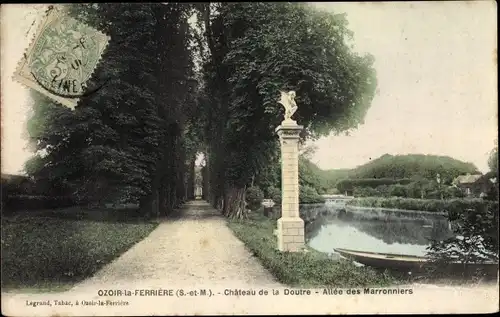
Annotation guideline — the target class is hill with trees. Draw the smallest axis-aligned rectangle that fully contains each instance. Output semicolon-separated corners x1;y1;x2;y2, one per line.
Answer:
317;154;479;192
252;152;480;198
252;152;480;201
347;154;479;183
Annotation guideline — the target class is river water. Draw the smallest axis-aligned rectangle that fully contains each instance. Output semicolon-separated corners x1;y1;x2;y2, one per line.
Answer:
268;203;454;257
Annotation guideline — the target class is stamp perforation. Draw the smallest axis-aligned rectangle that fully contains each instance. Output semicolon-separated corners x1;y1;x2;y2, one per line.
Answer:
12;5;111;110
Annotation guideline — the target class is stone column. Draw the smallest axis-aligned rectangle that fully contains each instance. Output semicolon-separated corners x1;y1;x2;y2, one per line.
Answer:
275;119;304;252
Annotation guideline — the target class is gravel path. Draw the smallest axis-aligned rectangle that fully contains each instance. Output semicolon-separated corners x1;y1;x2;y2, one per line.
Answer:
71;200;282;292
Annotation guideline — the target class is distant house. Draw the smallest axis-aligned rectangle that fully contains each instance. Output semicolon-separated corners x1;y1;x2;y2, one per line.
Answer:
452;173;495;198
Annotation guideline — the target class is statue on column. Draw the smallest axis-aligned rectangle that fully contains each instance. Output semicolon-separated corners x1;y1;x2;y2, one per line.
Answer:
278;90;298;122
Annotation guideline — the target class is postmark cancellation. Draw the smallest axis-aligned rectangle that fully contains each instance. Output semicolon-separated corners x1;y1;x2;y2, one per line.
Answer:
13;6;110;109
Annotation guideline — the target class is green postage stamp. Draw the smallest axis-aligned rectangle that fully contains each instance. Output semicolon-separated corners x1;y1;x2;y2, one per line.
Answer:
13;6;110;109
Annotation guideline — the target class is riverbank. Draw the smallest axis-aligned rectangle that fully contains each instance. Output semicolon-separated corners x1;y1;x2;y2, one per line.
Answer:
346;197;498;215
345;205;447;216
227;212;397;288
1;208;158;293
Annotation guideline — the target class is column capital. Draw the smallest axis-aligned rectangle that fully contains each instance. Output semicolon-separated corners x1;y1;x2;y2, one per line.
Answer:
275;120;303;138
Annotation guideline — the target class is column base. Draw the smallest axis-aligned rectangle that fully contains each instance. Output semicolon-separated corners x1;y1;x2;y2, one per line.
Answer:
276;217;305;252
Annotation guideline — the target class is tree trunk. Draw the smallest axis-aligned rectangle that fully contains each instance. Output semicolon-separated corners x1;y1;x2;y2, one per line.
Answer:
159;181;167;216
152;189;159;219
139;193;158;220
222;185;247;219
188;158;195;200
203;151;210;201
139;196;151;217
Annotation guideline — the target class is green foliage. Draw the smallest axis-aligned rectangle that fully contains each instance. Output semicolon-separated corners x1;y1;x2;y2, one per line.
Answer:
1;210;157;290
387;184;407;197
254;156;282;197
442;186;465;199
268;187;282;204
321;169;351;190
337;178;412;193
300;185;325;204
227;213;395;287
347;197;498;215
3;195;76;212
427;201;498;272
255;155;334;202
352;186;379;197
245;186;264;210
351;181;465;199
298;156;330;194
404;179;429;199
259;153;474;201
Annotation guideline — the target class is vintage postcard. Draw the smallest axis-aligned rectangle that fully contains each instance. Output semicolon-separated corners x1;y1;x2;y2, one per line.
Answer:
1;2;498;316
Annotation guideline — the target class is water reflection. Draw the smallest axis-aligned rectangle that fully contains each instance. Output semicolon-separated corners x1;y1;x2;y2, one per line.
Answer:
270;204;453;257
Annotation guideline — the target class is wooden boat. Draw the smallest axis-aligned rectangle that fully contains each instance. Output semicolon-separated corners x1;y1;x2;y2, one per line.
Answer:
334;248;499;274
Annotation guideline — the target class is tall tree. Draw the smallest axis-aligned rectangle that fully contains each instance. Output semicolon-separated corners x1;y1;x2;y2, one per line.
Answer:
24;4;198;216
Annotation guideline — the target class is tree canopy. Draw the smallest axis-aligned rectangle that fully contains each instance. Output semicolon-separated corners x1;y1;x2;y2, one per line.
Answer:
24;4;199;216
198;2;377;217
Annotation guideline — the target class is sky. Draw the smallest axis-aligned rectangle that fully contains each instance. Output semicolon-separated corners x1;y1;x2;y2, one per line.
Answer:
309;2;497;173
1;2;498;175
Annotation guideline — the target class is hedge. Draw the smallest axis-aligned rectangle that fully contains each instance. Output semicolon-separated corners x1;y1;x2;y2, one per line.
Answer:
2;195;77;211
300;185;325;204
352;183;465;199
265;186;324;205
346;197;498;217
246;186;264;210
337;178;413;193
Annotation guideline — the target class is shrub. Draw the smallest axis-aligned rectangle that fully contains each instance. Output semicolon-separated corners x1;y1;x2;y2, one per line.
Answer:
485;183;499;201
353;187;379;197
376;185;391;197
3;195;76;212
268;187;282;204
388;184;408;197
443;186;465;199
346;197;498;215
300;185;325;204
427;201;499;276
356;181;466;200
246;186;264;210
336;178;413;193
405;181;427;199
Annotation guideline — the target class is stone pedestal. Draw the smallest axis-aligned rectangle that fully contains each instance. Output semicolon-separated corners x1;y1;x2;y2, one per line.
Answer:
275;119;304;252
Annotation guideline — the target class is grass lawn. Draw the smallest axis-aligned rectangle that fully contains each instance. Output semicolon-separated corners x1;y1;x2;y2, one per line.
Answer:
227;212;399;288
1;207;158;293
